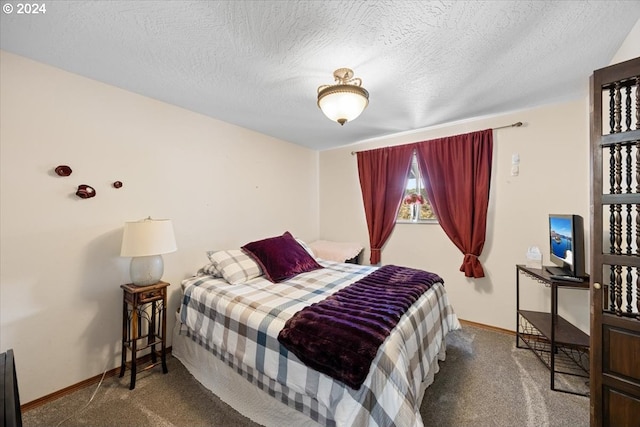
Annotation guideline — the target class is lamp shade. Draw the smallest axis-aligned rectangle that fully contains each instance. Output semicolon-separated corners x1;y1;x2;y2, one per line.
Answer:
120;218;177;257
120;218;177;286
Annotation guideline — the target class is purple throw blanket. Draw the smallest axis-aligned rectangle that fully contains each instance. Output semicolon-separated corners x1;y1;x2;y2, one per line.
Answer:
277;265;443;389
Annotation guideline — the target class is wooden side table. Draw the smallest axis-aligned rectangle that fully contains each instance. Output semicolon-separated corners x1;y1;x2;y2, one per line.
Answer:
119;281;169;390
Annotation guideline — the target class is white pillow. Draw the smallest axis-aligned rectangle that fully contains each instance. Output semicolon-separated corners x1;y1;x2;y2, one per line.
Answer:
207;250;263;285
295;238;316;258
199;262;221;277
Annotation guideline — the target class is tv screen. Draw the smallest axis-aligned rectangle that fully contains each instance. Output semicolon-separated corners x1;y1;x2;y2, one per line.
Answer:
548;214;586;277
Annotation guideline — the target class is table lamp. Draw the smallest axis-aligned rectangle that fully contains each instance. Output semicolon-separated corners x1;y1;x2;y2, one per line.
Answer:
120;217;177;286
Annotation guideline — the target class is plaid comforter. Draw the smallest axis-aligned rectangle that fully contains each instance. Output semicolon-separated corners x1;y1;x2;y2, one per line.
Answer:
179;260;460;427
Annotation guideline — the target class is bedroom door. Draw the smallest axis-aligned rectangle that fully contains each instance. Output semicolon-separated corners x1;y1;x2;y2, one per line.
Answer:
590;56;640;426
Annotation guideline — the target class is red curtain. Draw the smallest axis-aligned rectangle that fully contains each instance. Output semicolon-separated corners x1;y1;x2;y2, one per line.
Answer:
415;129;493;278
357;145;415;264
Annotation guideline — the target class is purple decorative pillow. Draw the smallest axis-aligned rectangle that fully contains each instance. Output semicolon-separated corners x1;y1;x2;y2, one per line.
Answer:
241;232;323;283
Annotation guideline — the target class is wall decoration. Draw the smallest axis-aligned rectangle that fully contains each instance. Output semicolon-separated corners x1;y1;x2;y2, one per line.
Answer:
75;184;96;199
55;165;72;176
52;166;122;199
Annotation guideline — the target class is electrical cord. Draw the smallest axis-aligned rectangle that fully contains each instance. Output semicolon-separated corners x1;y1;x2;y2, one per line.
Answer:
55;356;111;426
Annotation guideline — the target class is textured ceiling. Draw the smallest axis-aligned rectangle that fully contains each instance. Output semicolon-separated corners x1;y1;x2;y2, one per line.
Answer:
1;1;639;150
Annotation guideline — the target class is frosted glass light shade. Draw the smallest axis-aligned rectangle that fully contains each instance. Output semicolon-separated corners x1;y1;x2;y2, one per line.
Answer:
317;68;369;126
317;85;369;125
120;218;177;286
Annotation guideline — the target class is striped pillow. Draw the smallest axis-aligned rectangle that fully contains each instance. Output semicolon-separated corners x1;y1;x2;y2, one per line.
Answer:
199;262;221;277
207;249;263;285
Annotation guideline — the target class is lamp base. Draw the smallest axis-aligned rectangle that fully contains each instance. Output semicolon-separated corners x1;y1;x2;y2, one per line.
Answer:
130;255;164;286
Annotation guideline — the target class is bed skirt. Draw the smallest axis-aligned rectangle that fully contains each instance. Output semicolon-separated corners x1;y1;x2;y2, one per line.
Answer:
171;313;446;427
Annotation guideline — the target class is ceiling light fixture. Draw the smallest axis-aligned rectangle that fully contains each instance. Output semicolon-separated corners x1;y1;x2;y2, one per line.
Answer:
317;68;369;126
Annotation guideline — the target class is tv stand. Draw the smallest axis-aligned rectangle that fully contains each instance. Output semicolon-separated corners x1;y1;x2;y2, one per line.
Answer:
516;265;590;396
544;266;567;276
545;266;570;276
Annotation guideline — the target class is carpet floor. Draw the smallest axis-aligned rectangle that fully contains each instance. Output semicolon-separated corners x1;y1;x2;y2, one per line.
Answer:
22;324;590;426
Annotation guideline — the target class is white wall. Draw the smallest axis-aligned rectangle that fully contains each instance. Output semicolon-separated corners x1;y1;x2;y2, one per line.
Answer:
610;18;640;65
0;51;319;404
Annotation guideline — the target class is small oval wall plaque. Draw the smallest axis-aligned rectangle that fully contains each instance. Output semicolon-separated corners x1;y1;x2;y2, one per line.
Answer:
76;184;96;199
55;165;72;176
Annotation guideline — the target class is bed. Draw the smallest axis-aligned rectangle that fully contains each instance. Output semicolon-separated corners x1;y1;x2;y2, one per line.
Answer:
172;233;460;427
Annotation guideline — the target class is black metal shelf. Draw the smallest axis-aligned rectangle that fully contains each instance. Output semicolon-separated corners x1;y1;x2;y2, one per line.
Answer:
518;310;589;347
516;265;590;396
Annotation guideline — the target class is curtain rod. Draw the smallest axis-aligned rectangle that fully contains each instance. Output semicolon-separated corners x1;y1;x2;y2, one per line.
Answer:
350;121;523;155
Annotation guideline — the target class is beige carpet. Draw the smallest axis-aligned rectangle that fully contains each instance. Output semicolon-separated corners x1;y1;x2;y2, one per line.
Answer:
22;324;590;426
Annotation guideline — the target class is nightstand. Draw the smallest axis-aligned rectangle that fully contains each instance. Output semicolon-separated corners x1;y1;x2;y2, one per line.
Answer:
119;281;169;390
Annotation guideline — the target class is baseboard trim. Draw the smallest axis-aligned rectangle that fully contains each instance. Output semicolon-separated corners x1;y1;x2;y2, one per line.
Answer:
458;318;515;336
22;319;514;412
21;347;173;412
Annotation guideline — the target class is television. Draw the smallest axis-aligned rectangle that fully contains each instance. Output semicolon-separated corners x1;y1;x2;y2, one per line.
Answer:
547;214;586;278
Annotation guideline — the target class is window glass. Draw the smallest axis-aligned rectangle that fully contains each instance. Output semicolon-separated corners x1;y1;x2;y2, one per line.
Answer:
397;152;437;222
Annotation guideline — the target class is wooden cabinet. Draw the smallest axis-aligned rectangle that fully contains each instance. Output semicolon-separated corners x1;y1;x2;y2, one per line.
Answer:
516;265;590;396
119;281;169;390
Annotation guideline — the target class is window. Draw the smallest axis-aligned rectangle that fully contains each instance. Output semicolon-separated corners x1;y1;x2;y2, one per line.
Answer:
397;152;437;222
